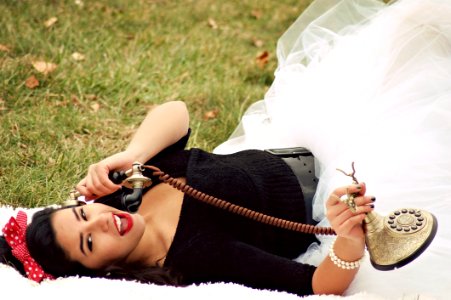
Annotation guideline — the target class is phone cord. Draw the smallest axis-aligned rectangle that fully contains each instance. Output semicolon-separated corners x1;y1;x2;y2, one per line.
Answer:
143;165;336;236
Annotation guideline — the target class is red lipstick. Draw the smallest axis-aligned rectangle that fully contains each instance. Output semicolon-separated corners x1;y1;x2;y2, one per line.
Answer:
112;213;134;236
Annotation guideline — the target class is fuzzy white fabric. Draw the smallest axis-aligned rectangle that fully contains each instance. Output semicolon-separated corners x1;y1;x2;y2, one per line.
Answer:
0;206;433;300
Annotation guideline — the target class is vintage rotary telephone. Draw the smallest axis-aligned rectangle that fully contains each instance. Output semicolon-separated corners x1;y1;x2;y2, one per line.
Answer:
66;157;437;271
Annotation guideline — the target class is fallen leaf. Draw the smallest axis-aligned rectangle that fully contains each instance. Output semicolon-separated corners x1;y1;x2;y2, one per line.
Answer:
85;94;97;100
0;44;10;52
11;123;19;135
203;108;219;120
251;10;263;19
252;38;264;48
207;18;218;29
90;102;100;112
125;34;135;40
71;52;85;61
74;0;84;7
0;97;6;111
55;100;69;107
71;94;82;106
178;71;190;82
25;75;40;89
255;50;269;68
32;60;57;75
44;17;58;28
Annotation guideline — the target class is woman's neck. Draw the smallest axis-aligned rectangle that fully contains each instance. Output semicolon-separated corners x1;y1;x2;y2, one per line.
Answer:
128;180;185;266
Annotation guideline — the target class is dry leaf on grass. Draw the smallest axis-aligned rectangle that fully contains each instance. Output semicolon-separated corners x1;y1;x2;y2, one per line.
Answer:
85;94;97;101
32;60;57;75
251;10;263;19
252;38;264;48
255;51;269;68
48;157;56;165
71;52;85;61
203;108;219;120
0;44;10;52
44;17;58;28
90;102;100;112
207;18;218;29
0;98;6;111
75;0;84;7
71;94;82;106
25;75;39;89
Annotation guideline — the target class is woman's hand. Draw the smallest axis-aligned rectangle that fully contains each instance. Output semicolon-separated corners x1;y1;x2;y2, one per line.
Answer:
76;100;190;200
76;151;135;200
326;183;375;243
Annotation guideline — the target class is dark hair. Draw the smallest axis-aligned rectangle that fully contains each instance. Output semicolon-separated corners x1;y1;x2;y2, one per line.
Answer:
0;236;25;276
1;206;181;285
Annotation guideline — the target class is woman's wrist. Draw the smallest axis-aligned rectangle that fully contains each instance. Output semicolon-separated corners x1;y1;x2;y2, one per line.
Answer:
332;236;366;263
103;151;136;172
329;238;365;270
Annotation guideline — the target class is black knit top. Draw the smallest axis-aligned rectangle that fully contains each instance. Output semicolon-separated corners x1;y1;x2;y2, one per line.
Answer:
98;132;318;296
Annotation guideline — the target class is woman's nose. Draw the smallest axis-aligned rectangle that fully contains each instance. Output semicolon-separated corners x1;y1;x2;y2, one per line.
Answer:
85;213;109;233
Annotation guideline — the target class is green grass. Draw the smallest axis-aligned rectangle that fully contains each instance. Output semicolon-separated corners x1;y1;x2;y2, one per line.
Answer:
0;0;312;207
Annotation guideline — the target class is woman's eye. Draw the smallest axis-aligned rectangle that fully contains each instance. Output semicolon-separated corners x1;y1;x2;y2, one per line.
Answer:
80;208;87;221
87;234;93;252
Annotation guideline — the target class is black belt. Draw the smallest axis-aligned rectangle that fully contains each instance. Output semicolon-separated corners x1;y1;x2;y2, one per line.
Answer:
265;147;318;225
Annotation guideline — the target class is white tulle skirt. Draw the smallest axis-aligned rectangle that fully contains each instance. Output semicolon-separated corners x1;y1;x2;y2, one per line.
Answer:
214;0;451;298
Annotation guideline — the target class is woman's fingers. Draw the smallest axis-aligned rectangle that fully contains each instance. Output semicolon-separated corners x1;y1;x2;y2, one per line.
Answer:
77;163;121;199
326;183;375;238
327;182;366;205
336;213;367;237
76;178;89;196
330;197;374;226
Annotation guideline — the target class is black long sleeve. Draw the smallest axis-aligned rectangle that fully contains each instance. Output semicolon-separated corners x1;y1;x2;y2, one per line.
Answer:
168;233;316;296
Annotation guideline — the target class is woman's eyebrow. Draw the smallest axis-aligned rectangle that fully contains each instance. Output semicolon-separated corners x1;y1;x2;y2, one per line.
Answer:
71;207;86;255
72;207;80;221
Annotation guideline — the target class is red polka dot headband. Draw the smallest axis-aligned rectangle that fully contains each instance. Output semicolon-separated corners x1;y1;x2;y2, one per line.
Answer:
2;211;54;282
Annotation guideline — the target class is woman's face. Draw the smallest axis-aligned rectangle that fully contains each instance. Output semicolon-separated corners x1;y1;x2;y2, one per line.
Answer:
51;203;146;270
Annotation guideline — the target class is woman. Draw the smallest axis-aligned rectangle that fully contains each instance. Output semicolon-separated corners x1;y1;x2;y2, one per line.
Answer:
0;100;374;296
3;0;450;297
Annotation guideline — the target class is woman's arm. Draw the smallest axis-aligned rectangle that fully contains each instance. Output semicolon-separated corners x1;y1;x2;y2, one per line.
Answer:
125;100;190;163
76;100;190;199
312;183;374;295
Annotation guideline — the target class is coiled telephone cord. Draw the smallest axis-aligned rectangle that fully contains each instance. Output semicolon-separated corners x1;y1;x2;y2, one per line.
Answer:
143;165;336;236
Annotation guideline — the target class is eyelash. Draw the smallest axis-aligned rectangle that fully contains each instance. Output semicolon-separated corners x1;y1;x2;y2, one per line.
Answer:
80;208;93;252
80;207;87;221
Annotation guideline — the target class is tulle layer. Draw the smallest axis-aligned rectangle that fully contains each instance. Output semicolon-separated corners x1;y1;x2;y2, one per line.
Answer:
215;0;451;298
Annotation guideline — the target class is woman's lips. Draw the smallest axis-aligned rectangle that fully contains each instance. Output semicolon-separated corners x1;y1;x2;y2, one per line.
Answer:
112;213;133;236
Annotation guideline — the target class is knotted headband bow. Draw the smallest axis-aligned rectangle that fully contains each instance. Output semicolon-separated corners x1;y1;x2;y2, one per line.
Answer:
2;210;54;282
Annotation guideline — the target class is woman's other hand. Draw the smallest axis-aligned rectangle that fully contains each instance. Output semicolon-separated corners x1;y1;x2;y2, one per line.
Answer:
312;183;375;295
326;183;374;242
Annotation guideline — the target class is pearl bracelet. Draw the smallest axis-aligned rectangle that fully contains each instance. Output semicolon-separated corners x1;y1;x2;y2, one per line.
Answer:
328;240;364;270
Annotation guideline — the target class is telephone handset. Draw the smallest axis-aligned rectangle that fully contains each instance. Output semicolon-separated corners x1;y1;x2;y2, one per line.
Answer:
66;159;437;271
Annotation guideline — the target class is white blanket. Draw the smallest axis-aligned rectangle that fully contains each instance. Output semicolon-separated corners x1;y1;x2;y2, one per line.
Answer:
0;206;399;300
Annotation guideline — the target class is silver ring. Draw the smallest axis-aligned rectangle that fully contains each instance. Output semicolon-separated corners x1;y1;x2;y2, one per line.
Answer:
341;194;357;213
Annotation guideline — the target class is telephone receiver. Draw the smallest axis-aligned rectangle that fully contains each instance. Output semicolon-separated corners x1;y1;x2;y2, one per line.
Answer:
66;161;437;271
